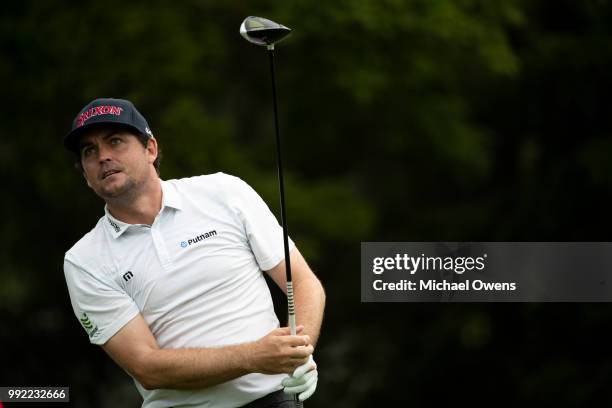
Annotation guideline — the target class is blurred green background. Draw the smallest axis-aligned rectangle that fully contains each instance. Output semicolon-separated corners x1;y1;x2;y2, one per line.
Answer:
2;0;612;406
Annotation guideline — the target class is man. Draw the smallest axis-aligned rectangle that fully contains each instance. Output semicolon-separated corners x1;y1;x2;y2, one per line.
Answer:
63;98;325;408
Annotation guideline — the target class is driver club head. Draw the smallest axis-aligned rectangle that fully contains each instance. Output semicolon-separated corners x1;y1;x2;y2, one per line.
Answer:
240;16;291;47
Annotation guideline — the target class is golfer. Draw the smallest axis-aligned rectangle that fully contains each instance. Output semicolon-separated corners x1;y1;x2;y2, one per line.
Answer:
63;98;325;408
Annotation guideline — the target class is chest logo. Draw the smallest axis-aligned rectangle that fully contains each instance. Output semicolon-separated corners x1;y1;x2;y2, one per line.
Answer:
180;230;217;248
123;271;134;282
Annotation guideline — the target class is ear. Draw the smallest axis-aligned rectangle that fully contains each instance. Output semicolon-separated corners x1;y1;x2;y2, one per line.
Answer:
146;137;158;164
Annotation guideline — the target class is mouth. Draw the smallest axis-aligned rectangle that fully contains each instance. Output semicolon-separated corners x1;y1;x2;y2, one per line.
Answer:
101;170;121;180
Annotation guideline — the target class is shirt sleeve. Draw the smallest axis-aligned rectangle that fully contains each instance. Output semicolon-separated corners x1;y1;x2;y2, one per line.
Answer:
64;255;140;345
223;174;296;271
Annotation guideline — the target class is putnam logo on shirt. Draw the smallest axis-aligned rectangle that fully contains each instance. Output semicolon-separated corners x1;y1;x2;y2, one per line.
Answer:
180;230;217;248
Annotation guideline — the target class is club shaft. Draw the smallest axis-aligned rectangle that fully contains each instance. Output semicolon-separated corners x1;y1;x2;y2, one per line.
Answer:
268;47;293;299
268;48;303;408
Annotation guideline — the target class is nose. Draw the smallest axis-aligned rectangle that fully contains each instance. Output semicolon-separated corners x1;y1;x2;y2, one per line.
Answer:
97;143;113;162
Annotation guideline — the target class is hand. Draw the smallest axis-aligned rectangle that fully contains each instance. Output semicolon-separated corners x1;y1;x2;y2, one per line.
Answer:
249;325;313;374
282;355;318;401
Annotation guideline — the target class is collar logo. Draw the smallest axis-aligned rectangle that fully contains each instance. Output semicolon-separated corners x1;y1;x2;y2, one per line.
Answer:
107;217;120;233
76;105;124;128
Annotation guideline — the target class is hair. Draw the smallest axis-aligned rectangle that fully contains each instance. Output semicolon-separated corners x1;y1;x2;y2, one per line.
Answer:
73;130;162;176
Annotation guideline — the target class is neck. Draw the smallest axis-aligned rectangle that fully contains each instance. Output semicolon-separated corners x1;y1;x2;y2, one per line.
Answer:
106;176;162;226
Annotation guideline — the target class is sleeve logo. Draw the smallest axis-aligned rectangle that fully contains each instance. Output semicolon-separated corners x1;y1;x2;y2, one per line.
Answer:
79;312;99;338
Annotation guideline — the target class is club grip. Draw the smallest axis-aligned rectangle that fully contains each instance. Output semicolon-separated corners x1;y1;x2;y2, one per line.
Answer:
287;281;297;334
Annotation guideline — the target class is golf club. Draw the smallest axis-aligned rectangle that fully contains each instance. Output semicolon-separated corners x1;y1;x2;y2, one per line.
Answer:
240;16;303;407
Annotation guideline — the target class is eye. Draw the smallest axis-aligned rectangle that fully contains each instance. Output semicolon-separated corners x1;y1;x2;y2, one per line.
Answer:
81;146;95;157
110;137;122;145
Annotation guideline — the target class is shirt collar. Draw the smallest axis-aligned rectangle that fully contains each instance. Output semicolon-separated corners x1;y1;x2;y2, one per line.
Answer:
160;179;183;211
104;206;130;238
104;179;183;239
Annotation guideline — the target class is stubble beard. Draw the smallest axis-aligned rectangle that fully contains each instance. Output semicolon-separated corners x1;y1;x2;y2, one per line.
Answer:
98;170;148;205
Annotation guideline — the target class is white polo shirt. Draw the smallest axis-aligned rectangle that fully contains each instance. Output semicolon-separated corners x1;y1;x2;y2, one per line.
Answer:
64;172;295;408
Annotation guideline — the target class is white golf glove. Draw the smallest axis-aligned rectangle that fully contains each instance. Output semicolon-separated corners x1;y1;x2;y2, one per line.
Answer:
282;355;318;401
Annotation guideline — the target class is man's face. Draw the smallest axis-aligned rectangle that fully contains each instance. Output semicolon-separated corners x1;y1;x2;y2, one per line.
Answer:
79;127;157;200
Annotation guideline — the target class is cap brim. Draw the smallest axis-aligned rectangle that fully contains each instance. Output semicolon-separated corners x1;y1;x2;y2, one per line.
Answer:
64;122;145;153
